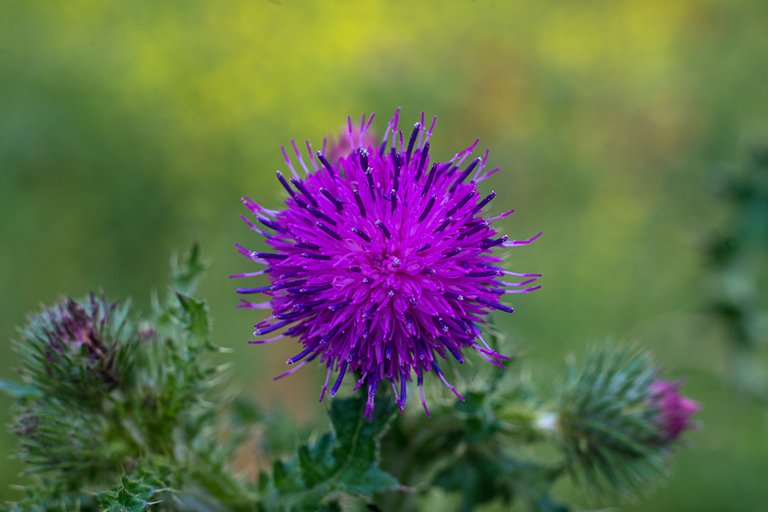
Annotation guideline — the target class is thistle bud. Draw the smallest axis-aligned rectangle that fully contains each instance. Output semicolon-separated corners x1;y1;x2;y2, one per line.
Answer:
554;347;699;494
42;297;111;363
16;294;133;401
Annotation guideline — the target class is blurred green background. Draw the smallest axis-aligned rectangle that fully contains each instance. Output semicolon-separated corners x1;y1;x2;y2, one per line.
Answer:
1;0;767;510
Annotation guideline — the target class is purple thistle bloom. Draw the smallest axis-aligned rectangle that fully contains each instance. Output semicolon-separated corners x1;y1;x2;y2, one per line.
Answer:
235;110;540;419
649;379;700;443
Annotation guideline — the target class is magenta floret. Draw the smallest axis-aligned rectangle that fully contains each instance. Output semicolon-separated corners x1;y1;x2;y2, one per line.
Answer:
649;379;700;443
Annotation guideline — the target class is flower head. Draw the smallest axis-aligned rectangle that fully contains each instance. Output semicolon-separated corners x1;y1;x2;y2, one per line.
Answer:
554;347;700;493
235;110;540;418
32;296;114;368
649;379;700;443
16;295;129;399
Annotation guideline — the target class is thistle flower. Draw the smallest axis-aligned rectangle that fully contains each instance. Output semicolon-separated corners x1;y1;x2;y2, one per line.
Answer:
649;380;700;444
234;110;540;418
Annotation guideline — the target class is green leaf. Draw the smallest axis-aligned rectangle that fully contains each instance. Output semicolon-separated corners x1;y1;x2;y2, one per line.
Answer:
175;291;211;345
327;396;399;496
97;470;169;512
434;449;514;509
7;482;98;511
171;242;208;296
259;394;399;511
435;451;566;512
314;501;342;512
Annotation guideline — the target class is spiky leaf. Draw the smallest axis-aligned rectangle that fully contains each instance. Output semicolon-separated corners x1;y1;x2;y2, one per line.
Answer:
98;470;169;512
171;242;207;296
258;394;399;511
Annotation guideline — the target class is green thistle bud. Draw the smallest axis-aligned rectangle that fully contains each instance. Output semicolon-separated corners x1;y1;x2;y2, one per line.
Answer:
554;347;684;495
8;295;146;482
15;294;135;403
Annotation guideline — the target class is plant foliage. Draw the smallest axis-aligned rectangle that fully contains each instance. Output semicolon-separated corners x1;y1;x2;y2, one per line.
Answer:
2;246;698;511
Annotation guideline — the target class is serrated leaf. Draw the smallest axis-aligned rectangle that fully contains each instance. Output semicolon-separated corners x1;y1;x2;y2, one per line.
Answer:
260;394;399;511
171;243;207;296
328;396;399;496
175;291;211;344
98;470;168;512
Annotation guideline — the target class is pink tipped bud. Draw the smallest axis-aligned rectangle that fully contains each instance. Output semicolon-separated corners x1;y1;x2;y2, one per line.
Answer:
649;379;700;443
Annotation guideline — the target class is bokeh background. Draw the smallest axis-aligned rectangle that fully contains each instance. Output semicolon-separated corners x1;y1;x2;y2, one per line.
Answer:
1;1;767;510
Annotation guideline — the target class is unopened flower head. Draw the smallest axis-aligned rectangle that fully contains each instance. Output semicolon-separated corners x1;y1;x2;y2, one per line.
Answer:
234;110;540;418
34;296;113;365
556;347;701;493
649;379;700;443
18;294;127;393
